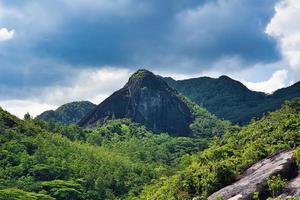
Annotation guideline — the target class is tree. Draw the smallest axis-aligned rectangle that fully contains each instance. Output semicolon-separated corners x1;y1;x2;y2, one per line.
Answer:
24;112;32;120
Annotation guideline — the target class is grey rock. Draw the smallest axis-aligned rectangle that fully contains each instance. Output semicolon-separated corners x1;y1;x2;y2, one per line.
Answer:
208;150;297;200
78;69;193;136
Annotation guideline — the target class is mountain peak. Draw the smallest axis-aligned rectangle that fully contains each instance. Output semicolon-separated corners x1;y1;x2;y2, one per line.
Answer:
128;69;157;84
126;69;172;91
218;75;232;80
79;70;193;136
130;69;153;78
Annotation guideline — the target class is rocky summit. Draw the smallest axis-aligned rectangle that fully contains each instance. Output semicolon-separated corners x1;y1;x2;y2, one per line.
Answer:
78;69;194;136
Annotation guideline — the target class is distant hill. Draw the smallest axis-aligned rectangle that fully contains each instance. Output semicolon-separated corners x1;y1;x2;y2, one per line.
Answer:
79;69;194;136
164;76;300;124
36;101;96;124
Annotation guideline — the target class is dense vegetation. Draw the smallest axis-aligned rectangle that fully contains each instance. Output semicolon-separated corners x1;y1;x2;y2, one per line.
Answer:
137;98;300;199
36;101;96;124
0;97;299;199
0;108;209;200
164;76;300;125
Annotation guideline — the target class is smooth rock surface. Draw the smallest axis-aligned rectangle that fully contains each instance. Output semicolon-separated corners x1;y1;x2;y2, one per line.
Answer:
208;150;296;200
78;69;193;136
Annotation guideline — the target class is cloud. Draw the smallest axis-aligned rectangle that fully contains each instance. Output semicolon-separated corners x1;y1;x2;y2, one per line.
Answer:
0;0;299;118
0;67;131;118
38;67;131;105
0;0;279;96
0;100;56;119
241;70;288;94
0;28;14;41
266;0;300;71
0;0;280;72
173;0;279;66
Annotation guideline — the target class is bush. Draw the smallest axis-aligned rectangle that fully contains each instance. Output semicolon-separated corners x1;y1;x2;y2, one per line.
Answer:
267;175;288;197
0;188;54;200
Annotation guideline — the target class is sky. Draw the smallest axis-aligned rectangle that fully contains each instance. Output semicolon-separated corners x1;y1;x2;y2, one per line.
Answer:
0;0;300;118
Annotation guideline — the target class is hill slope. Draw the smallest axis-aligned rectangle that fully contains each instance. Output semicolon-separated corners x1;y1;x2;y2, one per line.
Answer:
36;101;96;124
0;97;299;200
0;106;208;200
138;97;300;199
164;76;300;124
79;69;194;136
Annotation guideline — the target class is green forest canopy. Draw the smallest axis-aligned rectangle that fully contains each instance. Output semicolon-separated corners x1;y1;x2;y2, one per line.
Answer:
0;97;299;200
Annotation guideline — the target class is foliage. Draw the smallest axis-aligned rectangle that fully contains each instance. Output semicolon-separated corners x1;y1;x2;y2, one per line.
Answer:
138;98;300;199
0;188;54;200
24;113;32;120
179;94;234;138
33;120;85;141
0;97;299;199
35;101;96;124
164;76;300;124
0;109;207;200
252;192;259;200
267;175;288;197
85;119;208;166
294;146;300;165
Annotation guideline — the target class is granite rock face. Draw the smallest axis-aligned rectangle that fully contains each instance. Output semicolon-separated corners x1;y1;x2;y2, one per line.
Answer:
208;150;297;200
78;69;193;136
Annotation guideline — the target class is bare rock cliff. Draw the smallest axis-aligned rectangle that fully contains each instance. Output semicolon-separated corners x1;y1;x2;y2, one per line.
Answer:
78;69;193;136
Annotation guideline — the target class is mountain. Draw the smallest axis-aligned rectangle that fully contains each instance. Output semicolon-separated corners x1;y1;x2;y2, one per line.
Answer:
36;101;96;124
164;76;300;124
79;69;194;136
1;87;299;200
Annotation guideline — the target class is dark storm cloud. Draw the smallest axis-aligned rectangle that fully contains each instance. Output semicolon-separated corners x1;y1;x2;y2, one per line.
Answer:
32;0;280;68
0;0;280;96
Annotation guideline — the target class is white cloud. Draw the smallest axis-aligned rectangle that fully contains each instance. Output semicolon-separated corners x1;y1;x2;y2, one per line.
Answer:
0;100;56;119
0;67;132;118
241;70;288;94
0;28;15;41
38;67;131;105
0;65;294;118
266;0;300;71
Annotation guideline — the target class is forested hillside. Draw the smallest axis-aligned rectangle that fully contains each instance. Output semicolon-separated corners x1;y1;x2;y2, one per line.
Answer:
164;76;300;124
138;98;300;199
2;0;300;199
1;97;300;199
0;106;211;200
36;101;96;124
